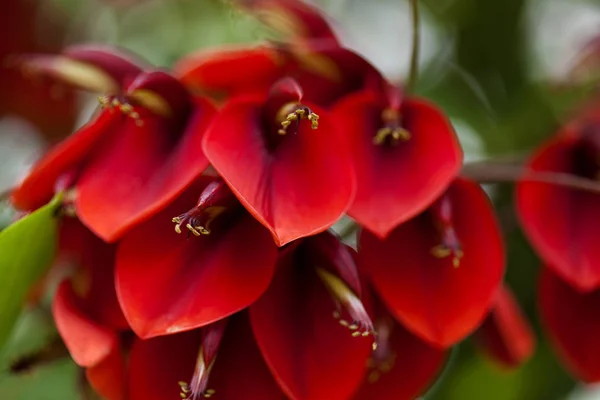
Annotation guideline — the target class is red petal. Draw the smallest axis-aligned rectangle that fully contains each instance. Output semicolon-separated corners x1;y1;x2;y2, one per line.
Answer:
359;178;505;347
234;0;339;44
203;97;355;246
516;133;600;291
474;285;535;368
353;321;445;400
52;281;118;367
332;91;462;238
128;314;284;400
175;45;283;99
11;110;117;211
250;250;372;400
76;97;215;242
539;267;600;382
86;345;127;400
115;182;278;338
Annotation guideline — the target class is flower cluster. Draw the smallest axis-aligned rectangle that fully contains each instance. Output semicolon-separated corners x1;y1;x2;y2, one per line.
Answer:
17;0;598;398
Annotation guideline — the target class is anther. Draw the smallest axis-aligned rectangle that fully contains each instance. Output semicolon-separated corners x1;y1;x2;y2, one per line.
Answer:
277;104;319;135
373;108;411;145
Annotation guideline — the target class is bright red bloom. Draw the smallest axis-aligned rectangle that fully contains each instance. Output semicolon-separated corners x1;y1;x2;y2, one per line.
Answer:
516;120;600;291
358;178;505;348
12;63;216;242
52;219;129;400
352;292;446;400
539;267;600;382
250;231;374;400
115;177;278;338
203;78;355;246
474;285;535;368
128;313;286;400
332;87;463;238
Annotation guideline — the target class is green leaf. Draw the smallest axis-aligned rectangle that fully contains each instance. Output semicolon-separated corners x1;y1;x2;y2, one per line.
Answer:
0;195;63;353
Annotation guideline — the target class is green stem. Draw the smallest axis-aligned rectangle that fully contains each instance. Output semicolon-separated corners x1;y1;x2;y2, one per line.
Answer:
407;0;420;93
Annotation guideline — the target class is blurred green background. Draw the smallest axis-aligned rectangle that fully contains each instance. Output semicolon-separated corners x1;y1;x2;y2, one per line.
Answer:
1;0;600;398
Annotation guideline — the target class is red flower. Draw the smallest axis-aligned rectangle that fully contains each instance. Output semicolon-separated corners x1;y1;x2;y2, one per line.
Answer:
516;120;600;291
115;177;278;338
358;178;505;348
202;77;355;246
52;219;129;400
128;313;286;400
12;60;216;242
249;231;374;399
474;285;535;368
539;267;600;383
352;292;446;400
332;86;463;238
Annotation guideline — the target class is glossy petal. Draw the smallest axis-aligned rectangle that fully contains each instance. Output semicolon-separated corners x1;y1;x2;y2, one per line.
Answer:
516;133;600;291
76;97;215;242
11;110;116;211
332;91;463;238
128;314;284;400
175;45;283;99
359;178;505;347
539;267;600;382
353;320;445;400
52;281;118;367
475;285;535;368
203;96;355;246
250;251;372;400
116;182;278;338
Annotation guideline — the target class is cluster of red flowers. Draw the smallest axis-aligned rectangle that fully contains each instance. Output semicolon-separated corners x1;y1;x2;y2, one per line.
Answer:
10;0;600;398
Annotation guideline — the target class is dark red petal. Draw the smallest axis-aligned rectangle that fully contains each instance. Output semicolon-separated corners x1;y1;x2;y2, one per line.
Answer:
174;45;283;99
203;97;355;246
359;178;505;348
474;285;535;368
52;281;118;367
86;345;127;400
234;0;339;44
516;133;600;291
353;322;446;400
539;267;600;382
128;314;284;400
76;97;215;242
333;91;463;238
250;251;372;400
11;110;117;211
116;182;277;338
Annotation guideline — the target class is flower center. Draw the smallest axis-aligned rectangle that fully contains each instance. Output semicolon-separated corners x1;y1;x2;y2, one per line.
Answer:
316;268;377;350
373;108;411;146
98;95;144;126
429;194;463;268
172;180;240;237
276;102;319;136
366;317;396;383
179;321;227;400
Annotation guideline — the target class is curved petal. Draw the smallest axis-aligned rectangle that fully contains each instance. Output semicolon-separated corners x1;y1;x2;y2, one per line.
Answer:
332;91;462;238
353;319;446;400
76;97;216;242
203;97;355;246
116;182;278;338
474;285;535;368
86;345;127;400
250;251;372;400
52;281;118;367
174;45;283;99
359;178;505;348
11;109;117;211
539;267;600;382
128;314;284;400
516;133;600;291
